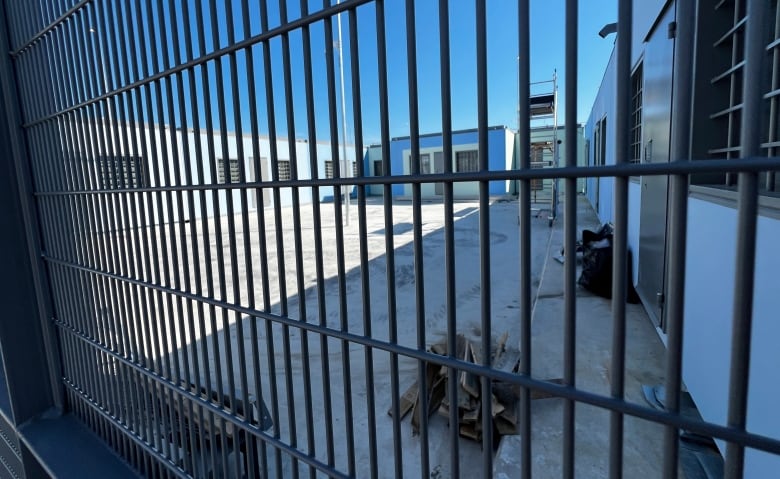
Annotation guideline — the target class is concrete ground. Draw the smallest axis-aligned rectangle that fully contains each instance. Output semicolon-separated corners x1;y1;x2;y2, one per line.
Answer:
129;193;550;477
114;191;668;477
494;195;668;478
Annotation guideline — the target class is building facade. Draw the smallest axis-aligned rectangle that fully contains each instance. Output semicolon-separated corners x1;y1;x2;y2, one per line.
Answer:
585;1;780;476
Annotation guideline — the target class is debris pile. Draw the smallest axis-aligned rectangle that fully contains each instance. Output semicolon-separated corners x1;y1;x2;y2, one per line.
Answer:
390;332;562;443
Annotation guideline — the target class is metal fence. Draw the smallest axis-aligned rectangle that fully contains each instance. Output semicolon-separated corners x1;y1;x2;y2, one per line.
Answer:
1;0;780;478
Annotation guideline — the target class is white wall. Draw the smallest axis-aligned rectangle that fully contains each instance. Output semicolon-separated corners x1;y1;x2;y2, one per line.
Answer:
683;198;780;477
585;47;616;223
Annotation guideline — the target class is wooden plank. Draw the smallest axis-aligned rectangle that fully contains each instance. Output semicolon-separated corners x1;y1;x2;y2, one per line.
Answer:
388;381;418;419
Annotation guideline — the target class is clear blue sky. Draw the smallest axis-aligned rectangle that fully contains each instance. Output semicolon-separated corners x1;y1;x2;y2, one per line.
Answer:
114;0;617;146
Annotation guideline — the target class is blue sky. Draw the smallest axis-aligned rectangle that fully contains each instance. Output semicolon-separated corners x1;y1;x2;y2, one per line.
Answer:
106;0;617;146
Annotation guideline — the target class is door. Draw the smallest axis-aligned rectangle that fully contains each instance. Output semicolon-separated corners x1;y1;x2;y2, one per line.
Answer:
434;151;444;195
637;4;675;328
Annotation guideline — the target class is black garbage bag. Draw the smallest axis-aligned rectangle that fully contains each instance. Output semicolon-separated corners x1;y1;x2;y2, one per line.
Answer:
578;223;640;303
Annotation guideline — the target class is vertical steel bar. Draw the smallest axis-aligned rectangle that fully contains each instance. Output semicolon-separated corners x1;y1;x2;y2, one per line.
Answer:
563;0;578;477
149;10;186;457
404;0;430;475
209;11;244;475
189;2;229;473
225;0;254;446
374;1;402;475
610;0;632;477
145;0;184;462
78;5;118;447
209;4;241;445
126;0;165;456
95;1;137;454
475;1;493;474
336;2;351;226
662;0;695;476
348;5;378;478
257;1;299;475
276;1;317;476
438;0;459;476
299;0;333;474
111;1;147;441
196;7;229;469
323;1;356;475
158;2;195;468
134;0;173;459
517;1;532;477
202;3;233;475
228;1;263;475
724;0;767;477
241;17;273;479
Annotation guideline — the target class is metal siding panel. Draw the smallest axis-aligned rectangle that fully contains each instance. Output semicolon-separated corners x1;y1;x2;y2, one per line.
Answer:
637;3;676;327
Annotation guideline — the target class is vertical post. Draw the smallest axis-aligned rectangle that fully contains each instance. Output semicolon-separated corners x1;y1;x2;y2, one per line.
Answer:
563;1;577;478
518;1;533;478
724;0;767;477
0;3;64;416
337;0;350;226
663;0;695;477
610;0;632;477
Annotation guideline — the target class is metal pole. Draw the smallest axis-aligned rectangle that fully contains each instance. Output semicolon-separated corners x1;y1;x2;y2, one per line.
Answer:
337;0;350;226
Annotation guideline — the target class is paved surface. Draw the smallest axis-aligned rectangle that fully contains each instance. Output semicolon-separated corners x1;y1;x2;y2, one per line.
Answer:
131;196;551;477
118;193;668;477
494;195;667;478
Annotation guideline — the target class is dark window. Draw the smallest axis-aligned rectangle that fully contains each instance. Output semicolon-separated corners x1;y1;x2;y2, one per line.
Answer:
696;0;780;195
409;153;432;174
277;160;291;180
373;160;383;176
455;150;479;172
98;155;146;189
325;160;334;179
630;63;643;164
599;117;607;166
217;158;241;184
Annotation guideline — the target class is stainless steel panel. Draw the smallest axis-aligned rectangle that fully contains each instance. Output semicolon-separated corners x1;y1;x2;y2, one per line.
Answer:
637;3;675;327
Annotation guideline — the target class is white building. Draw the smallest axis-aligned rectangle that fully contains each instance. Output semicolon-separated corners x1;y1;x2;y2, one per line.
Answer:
69;119;358;224
586;1;780;476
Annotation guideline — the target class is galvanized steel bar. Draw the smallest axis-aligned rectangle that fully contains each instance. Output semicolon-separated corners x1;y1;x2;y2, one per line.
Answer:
257;0;302;474
475;1;493;475
223;3;255;476
725;0;767;477
609;0;632;477
299;0;334;473
518;0;533;477
405;0;431;475
348;5;379;477
374;0;403;475
563;0;578;477
322;2;356;473
278;0;317;475
438;0;459;476
663;0;695;476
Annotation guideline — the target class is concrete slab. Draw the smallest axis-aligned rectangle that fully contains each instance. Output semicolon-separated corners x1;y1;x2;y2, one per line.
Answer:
494;195;668;478
115;196;554;478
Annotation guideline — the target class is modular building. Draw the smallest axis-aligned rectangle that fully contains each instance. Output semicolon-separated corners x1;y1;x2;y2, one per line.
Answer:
363;126;516;199
585;1;780;476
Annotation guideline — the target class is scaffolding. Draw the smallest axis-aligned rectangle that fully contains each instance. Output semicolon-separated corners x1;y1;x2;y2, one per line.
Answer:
527;71;559;226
